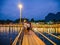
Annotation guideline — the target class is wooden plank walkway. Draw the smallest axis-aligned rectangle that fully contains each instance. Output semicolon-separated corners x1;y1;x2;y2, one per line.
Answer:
22;30;46;45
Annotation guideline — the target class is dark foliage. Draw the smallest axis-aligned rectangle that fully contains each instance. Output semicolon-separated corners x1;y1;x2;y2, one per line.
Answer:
45;12;60;22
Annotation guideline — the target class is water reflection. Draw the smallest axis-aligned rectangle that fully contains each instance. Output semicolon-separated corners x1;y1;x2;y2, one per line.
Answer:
0;26;20;45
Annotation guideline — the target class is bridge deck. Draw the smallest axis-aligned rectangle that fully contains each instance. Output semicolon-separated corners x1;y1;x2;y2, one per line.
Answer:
22;30;46;45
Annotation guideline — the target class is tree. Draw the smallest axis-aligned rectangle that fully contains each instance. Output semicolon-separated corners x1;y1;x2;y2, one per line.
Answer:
31;18;34;22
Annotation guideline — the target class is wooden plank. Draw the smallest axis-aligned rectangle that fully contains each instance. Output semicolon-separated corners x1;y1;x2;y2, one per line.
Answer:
22;35;29;45
22;35;26;45
31;31;46;45
33;34;46;45
22;30;46;45
30;35;37;45
28;35;33;45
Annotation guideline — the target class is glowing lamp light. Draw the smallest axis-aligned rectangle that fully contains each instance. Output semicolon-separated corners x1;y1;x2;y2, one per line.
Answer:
18;4;23;9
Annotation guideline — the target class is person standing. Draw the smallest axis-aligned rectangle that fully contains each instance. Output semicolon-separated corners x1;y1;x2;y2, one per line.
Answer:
27;22;32;35
23;20;28;34
23;20;32;35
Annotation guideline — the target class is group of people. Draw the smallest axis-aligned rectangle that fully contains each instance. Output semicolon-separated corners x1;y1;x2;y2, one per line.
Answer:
23;20;32;35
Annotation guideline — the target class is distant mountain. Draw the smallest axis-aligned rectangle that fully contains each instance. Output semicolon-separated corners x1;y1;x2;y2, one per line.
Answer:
45;12;60;22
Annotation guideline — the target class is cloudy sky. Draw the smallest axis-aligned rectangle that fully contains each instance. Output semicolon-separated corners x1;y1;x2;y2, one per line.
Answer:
0;0;60;20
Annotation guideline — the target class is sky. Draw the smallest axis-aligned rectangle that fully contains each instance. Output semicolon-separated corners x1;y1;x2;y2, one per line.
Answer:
0;0;60;20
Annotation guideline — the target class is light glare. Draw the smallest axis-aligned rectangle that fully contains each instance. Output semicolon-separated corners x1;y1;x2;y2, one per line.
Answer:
18;4;23;9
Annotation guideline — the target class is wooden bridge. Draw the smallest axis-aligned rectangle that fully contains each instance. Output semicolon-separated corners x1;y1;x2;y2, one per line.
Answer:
12;29;60;45
12;29;46;45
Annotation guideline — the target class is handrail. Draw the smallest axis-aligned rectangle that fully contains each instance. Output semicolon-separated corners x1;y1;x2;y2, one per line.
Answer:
12;29;23;45
46;32;60;39
38;31;56;45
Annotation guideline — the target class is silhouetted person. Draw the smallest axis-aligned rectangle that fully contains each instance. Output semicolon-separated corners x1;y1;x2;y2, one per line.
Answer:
27;22;32;32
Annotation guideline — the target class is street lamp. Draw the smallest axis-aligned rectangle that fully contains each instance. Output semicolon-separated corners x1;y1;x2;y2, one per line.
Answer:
18;4;23;24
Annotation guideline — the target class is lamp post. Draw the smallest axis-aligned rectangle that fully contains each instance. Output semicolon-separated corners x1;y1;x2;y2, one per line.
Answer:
18;4;23;24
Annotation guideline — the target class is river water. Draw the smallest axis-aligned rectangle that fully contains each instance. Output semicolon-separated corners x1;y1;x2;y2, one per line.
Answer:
0;27;20;45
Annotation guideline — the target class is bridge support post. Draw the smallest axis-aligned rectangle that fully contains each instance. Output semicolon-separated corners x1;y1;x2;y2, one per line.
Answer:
56;28;57;34
47;28;50;33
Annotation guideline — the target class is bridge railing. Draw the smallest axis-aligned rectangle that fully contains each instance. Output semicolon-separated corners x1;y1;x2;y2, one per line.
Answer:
12;28;24;45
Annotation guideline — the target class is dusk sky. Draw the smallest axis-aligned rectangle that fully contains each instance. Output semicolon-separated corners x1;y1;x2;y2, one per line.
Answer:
0;0;60;20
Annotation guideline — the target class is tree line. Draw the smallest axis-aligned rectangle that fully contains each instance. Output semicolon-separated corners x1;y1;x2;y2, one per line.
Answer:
0;12;60;24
